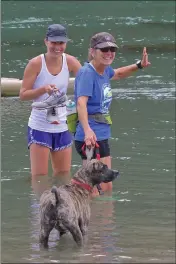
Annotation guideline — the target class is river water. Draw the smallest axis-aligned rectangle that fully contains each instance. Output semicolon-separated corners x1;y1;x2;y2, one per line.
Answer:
1;1;175;263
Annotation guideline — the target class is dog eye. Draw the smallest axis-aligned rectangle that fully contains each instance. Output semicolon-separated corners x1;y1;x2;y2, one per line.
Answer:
103;164;108;170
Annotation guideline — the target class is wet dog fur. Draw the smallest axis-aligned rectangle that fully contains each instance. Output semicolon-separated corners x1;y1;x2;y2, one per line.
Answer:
39;159;119;247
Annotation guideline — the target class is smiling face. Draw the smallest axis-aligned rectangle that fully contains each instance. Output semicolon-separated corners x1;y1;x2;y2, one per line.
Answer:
91;47;116;66
44;39;67;58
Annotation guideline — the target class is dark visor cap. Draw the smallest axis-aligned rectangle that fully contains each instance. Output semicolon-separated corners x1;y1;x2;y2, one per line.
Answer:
90;32;118;49
46;24;70;42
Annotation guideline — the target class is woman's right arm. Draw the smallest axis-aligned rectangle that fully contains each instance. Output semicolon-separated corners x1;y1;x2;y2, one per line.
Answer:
76;70;97;146
19;58;55;101
77;96;97;146
77;95;91;132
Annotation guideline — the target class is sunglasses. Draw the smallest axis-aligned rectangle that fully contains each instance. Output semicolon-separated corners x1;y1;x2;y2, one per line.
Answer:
98;47;117;53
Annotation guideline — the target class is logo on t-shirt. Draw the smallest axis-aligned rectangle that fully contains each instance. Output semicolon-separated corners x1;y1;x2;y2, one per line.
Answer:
101;83;112;113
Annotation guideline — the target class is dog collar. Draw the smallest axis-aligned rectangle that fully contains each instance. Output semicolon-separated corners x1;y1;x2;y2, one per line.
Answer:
71;179;93;192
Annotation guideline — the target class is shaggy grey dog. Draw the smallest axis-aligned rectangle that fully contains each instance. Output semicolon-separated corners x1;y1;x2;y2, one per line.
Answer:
39;159;119;247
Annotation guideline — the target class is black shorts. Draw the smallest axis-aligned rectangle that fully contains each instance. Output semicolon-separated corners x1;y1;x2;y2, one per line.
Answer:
74;139;110;160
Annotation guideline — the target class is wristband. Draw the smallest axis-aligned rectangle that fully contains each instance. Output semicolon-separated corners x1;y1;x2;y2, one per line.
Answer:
136;60;143;69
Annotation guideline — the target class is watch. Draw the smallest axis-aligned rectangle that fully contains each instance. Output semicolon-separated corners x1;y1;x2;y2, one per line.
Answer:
136;60;143;69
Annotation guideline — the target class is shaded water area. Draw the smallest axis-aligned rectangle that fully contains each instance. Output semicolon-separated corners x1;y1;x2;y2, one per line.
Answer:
1;1;176;263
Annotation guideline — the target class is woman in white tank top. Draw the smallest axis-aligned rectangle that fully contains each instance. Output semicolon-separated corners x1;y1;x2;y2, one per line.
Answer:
20;24;81;184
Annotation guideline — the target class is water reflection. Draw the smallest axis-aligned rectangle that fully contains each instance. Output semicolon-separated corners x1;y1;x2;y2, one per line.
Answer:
31;173;71;199
1;92;175;262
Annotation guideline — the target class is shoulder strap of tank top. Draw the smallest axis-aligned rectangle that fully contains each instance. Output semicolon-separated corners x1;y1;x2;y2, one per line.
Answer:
40;54;47;71
62;53;69;70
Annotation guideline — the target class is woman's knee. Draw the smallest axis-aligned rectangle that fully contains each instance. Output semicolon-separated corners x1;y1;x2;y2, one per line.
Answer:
53;169;70;177
100;156;111;168
100;181;112;191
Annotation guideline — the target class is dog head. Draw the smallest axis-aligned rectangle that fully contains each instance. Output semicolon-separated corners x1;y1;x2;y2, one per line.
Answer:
74;159;119;187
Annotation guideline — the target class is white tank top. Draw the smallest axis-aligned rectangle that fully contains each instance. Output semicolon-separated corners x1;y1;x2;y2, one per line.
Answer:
28;53;69;133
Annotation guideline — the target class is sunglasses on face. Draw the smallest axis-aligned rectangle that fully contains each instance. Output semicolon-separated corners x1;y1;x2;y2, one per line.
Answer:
98;47;117;53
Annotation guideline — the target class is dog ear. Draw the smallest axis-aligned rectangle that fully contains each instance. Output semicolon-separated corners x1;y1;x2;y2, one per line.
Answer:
92;162;97;172
92;160;103;172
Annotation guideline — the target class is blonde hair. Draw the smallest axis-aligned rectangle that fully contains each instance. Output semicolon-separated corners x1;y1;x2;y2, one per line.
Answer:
87;48;94;62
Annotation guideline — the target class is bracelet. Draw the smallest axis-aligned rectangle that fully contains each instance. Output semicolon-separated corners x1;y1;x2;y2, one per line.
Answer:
136;60;143;69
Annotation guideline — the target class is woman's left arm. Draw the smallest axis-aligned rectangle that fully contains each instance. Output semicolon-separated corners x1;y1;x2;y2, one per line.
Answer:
111;47;151;80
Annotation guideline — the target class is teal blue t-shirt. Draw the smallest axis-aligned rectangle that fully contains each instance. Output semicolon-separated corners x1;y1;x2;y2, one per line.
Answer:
74;62;115;141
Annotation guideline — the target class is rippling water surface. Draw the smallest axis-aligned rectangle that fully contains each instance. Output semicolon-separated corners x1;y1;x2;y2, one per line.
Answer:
1;1;175;263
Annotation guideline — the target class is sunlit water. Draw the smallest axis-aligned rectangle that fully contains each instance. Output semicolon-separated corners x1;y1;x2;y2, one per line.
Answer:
1;1;175;263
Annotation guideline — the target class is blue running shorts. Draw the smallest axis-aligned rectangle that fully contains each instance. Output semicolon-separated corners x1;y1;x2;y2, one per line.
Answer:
27;126;73;151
